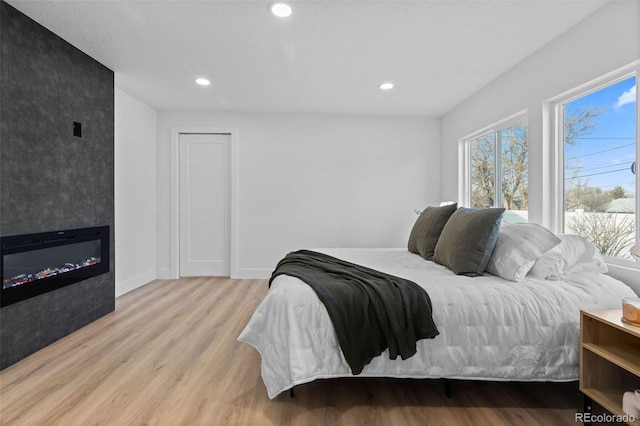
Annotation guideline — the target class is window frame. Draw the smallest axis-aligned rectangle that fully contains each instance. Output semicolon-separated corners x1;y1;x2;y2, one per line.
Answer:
461;111;528;212
548;65;640;265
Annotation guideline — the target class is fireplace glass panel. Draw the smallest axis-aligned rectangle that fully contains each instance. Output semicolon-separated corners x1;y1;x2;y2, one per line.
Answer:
1;226;109;307
3;240;101;289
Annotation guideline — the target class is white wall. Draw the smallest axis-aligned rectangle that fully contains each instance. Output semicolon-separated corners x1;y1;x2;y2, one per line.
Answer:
439;0;640;288
156;111;439;278
115;88;158;296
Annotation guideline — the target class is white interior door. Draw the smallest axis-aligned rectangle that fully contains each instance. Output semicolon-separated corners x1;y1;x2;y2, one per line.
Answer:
179;133;231;276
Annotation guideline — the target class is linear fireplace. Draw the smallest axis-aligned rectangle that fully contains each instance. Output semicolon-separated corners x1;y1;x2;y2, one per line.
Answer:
1;226;110;307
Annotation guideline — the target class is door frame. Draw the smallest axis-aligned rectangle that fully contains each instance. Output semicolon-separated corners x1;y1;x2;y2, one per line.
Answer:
170;127;239;279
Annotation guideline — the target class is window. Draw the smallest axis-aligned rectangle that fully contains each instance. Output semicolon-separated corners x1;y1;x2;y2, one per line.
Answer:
557;73;638;261
469;133;495;208
465;116;528;222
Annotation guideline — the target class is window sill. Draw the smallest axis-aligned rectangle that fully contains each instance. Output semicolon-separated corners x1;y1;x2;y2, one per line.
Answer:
605;257;640;270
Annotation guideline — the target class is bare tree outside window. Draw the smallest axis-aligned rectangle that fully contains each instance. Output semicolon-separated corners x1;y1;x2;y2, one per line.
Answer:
469;122;528;222
470;135;495;209
500;124;528;211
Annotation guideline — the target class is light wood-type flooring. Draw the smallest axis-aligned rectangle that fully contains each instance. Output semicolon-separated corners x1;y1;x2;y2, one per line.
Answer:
0;277;598;425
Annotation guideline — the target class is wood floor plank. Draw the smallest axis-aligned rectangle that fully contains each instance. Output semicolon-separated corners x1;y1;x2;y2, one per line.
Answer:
1;277;587;425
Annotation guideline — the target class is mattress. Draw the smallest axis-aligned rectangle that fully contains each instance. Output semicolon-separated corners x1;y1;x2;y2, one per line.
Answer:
238;248;636;399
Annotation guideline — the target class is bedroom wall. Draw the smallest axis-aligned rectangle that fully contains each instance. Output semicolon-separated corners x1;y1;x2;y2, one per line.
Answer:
156;111;440;278
439;1;640;291
115;89;158;296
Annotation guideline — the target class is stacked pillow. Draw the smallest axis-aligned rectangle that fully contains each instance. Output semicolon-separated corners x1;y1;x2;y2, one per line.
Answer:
477;222;607;281
485;223;560;282
409;205;505;277
407;203;458;260
432;207;505;276
526;233;608;280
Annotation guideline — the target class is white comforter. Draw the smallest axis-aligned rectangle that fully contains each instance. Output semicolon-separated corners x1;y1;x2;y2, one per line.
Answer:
238;248;636;399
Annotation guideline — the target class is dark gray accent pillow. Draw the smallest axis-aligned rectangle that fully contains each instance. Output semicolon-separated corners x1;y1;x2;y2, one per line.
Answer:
407;203;458;260
433;207;505;276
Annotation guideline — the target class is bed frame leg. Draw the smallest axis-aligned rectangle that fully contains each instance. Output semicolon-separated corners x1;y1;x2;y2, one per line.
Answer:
444;379;452;399
290;387;295;398
583;394;592;425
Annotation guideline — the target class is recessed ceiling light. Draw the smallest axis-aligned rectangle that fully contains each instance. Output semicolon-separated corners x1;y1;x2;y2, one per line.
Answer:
269;2;292;18
195;78;210;86
379;82;394;91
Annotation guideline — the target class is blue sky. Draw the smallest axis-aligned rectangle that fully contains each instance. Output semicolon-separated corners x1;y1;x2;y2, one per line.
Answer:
564;76;637;195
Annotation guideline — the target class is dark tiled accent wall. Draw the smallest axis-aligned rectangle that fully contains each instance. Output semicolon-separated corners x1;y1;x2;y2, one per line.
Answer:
0;1;115;369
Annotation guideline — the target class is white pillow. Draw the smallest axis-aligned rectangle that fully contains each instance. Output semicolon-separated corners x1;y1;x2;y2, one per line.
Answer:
527;233;608;280
558;234;608;274
486;223;561;282
527;250;564;280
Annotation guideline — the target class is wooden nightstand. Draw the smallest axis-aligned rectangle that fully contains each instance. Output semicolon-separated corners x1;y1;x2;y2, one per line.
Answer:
580;309;640;425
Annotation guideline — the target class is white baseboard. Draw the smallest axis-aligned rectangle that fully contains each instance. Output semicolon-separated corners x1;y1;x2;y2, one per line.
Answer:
153;268;271;280
115;270;157;297
234;268;272;279
155;269;172;280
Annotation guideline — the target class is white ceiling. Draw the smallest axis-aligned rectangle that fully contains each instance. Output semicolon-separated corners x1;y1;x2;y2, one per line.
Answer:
6;0;610;116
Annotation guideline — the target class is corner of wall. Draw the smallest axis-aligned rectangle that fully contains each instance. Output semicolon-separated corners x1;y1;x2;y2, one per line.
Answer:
114;89;158;297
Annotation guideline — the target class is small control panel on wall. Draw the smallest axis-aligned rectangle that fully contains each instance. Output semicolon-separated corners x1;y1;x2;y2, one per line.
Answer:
73;121;82;138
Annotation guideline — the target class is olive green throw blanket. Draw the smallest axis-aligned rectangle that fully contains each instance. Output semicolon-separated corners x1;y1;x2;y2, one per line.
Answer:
269;250;439;375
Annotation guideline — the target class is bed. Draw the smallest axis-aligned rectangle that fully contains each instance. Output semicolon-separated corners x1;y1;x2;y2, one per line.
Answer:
238;206;638;399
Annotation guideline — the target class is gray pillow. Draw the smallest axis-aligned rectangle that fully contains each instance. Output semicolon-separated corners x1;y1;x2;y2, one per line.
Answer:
408;203;458;260
433;207;505;276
